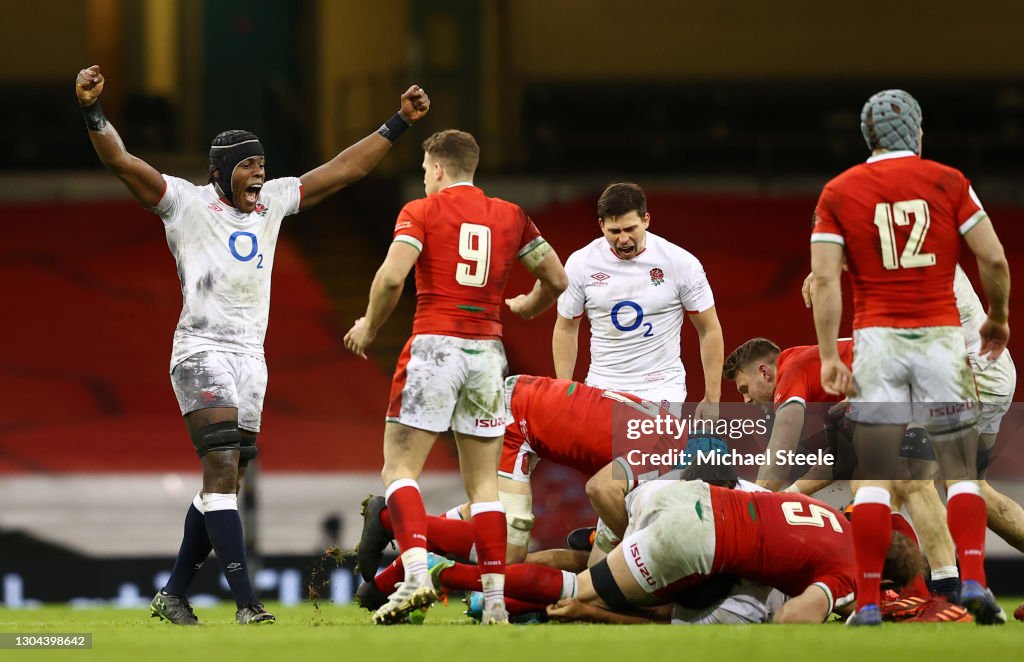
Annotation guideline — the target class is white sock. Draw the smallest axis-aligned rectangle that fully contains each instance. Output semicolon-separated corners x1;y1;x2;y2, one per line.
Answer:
931;565;959;581
401;547;428;583
560;570;578;599
481;573;505;606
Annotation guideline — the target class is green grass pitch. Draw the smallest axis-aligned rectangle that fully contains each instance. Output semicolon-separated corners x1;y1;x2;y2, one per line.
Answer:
1;599;1022;662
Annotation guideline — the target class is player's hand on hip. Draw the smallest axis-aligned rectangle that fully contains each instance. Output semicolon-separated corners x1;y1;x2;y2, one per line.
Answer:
343;317;376;359
821;359;856;397
694;399;719;423
76;65;105;106
979;317;1010;361
801;272;815;308
399;85;430;123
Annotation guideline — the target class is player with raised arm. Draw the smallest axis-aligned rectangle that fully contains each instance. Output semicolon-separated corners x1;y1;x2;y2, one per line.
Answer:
552;183;723;420
810;89;1011;625
344;130;567;625
75;64;429;626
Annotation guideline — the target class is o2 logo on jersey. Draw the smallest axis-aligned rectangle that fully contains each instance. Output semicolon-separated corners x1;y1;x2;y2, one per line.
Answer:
228;231;264;269
611;300;654;337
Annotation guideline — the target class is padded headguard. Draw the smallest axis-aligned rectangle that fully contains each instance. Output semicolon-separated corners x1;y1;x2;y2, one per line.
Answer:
208;130;264;204
860;89;922;154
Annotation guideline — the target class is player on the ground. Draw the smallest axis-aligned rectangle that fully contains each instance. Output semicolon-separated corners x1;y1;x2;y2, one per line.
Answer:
811;89;1011;625
553;183;723;419
343;130;567;625
76;64;429;626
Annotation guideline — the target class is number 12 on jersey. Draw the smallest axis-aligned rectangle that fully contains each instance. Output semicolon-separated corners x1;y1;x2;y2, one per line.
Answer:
873;199;935;270
456;223;492;287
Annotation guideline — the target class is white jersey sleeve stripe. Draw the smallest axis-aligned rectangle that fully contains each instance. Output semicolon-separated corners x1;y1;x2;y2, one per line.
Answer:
810;233;845;245
959;210;987;236
393;235;423;252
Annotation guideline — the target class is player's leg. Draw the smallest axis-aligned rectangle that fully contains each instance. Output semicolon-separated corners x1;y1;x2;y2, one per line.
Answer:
453;431;508;623
451;338;513;624
845;327;914;623
980;479;1024;554
497;475;534;563
893;479;959;600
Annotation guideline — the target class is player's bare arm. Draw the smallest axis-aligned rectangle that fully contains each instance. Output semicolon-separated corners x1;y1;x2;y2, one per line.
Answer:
689;306;724;420
771;584;830;623
963;217;1011;359
552;314;582;380
585;461;630;538
810;242;853;396
505;247;569;319
546;598;667;624
756;402;805;491
76;65;165;207
344;242;419;358
299;85;430;210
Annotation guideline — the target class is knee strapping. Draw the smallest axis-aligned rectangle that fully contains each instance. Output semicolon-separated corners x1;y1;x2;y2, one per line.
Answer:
238;435;259;467
192;421;242;458
498;490;535;547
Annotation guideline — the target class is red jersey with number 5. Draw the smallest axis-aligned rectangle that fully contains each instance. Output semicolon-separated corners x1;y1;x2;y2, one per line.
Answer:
710;487;856;612
811;152;987;329
394;184;545;339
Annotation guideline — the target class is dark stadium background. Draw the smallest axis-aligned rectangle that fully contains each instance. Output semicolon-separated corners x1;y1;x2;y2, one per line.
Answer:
2;0;1023;606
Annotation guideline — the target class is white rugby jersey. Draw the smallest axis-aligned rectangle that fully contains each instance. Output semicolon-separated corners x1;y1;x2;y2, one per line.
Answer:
153;175;303;369
953;264;1014;392
557;232;715;392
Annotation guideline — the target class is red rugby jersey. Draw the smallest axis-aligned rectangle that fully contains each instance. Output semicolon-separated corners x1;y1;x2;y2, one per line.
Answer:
710;487;856;613
773;339;854;408
811;152;986;330
394;184;544;339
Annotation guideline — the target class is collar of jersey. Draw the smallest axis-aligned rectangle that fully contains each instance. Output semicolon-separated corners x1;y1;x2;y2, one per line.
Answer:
866;150;917;163
445;181;475;189
608;245;647;261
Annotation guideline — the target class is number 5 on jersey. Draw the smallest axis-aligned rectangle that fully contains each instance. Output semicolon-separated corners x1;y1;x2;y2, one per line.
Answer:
456;223;491;287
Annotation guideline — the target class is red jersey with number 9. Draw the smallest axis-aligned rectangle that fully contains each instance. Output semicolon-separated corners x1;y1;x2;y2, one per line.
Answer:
394;184;544;339
811;152;987;330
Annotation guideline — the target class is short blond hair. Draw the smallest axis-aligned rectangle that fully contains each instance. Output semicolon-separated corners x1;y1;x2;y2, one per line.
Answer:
422;130;480;179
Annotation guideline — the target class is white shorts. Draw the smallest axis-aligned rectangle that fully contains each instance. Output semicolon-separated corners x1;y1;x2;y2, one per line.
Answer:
386;334;508;437
621;481;716;594
975;352;1016;436
170;351;268;432
849;326;979;429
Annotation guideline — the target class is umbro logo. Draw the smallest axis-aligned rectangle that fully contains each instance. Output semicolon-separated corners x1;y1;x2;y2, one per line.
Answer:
591;272;610;281
226;562;243;572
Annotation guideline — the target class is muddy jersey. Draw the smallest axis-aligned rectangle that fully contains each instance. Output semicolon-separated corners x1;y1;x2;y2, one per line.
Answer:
505;375;676;479
393;183;545;340
557;232;714;392
811;151;986;330
773;340;854;409
709;487;856;612
153;175;303;369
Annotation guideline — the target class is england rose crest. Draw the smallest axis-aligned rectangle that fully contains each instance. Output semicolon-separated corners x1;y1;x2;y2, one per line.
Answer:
650;267;665;286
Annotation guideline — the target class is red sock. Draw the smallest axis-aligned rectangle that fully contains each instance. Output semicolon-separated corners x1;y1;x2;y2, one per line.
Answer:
379;510;476;557
852;502;892;609
948;491;988;585
890;513;929;599
372;558;404;594
385;481;427;552
507;597;548;615
506;563;564;603
437;562;564;604
471;504;507;579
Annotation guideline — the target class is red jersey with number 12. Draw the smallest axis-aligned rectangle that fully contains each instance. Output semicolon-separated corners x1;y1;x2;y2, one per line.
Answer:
394;184;544;340
811;152;987;330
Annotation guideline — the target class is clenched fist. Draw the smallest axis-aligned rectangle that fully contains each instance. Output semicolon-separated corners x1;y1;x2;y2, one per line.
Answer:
76;65;105;106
